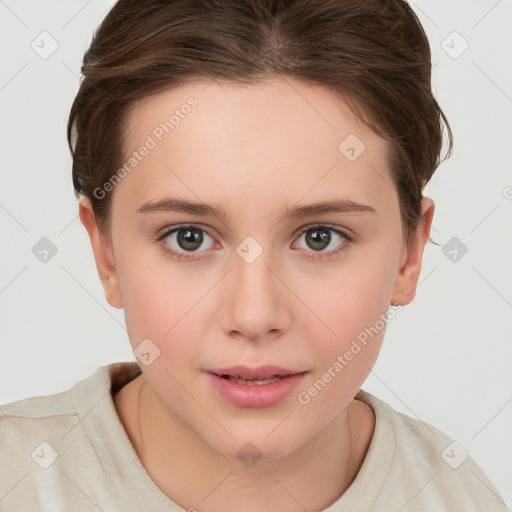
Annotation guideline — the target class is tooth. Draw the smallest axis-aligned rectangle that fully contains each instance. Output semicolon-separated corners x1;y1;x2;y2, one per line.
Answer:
228;376;282;385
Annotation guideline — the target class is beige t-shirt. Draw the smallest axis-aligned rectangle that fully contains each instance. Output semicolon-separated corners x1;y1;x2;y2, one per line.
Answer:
0;361;508;512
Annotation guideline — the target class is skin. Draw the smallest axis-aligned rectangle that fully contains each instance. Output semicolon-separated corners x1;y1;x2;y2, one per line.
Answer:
80;77;434;511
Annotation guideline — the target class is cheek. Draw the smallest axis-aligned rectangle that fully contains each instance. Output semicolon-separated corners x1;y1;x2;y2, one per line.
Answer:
120;272;171;347
118;252;210;375
294;245;399;391
118;267;205;416
115;230;197;343
304;250;396;331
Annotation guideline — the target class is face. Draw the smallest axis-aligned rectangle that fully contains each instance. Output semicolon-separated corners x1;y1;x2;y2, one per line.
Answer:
81;77;432;462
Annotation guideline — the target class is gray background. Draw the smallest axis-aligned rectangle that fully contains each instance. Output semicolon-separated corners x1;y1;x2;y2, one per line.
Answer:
1;0;511;506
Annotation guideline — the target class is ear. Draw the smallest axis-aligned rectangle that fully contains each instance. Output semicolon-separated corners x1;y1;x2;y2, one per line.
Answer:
79;197;123;309
391;197;435;306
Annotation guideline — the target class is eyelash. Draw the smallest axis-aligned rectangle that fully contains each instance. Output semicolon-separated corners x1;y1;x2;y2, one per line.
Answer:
154;223;353;262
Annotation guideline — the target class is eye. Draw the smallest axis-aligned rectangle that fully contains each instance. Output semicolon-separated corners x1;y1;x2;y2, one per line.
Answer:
156;224;216;260
293;224;352;260
154;223;352;262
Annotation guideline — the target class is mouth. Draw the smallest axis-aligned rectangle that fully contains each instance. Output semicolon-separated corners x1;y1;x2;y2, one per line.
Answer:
205;365;308;408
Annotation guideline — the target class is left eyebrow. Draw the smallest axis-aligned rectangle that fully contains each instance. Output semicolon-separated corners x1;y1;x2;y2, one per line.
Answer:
136;197;376;220
283;199;376;218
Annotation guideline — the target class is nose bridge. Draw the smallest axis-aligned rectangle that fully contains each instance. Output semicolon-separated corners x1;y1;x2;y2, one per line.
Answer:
221;237;288;340
235;242;273;296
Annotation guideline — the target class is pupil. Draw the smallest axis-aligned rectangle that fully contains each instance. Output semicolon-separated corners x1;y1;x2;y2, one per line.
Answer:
178;228;203;251
308;228;330;250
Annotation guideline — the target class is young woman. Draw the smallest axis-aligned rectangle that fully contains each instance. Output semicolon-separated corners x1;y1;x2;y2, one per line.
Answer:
0;0;507;510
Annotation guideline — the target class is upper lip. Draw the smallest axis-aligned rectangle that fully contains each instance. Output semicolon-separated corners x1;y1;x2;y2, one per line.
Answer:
207;365;305;380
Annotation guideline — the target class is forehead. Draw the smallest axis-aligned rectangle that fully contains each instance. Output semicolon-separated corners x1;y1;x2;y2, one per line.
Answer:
117;77;396;221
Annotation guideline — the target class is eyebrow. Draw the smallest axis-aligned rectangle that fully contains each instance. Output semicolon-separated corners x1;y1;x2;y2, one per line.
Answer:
137;198;376;220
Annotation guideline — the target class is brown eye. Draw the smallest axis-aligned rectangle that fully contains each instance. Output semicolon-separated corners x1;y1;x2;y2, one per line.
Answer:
176;227;204;251
295;225;348;253
304;227;332;251
158;224;216;256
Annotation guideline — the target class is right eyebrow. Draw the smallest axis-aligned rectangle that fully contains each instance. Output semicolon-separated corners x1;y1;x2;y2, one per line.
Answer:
137;198;229;219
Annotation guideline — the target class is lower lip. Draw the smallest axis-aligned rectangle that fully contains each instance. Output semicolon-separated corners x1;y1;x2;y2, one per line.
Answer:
207;372;307;409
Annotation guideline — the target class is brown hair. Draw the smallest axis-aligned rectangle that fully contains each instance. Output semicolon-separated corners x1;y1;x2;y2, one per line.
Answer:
67;0;453;242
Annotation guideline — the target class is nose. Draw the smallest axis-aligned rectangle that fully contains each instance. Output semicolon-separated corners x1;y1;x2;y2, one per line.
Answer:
220;243;291;343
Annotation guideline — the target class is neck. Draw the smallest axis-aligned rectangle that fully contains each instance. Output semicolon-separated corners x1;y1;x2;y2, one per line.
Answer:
118;376;367;512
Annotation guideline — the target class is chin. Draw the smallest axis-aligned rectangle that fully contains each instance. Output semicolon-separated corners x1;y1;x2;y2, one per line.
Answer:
198;420;310;465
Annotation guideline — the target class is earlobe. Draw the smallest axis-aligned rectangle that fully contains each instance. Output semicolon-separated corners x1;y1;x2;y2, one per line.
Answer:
79;197;123;309
390;197;435;306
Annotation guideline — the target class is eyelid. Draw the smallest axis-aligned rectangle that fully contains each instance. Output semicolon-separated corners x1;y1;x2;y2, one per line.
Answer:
155;223;216;242
293;222;353;241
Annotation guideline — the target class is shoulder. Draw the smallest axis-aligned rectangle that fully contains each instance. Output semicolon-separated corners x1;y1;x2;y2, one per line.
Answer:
0;378;85;450
0;362;142;511
0;361;141;442
347;390;508;512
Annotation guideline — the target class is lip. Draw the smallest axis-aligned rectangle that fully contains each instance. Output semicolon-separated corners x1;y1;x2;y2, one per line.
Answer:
205;366;308;409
